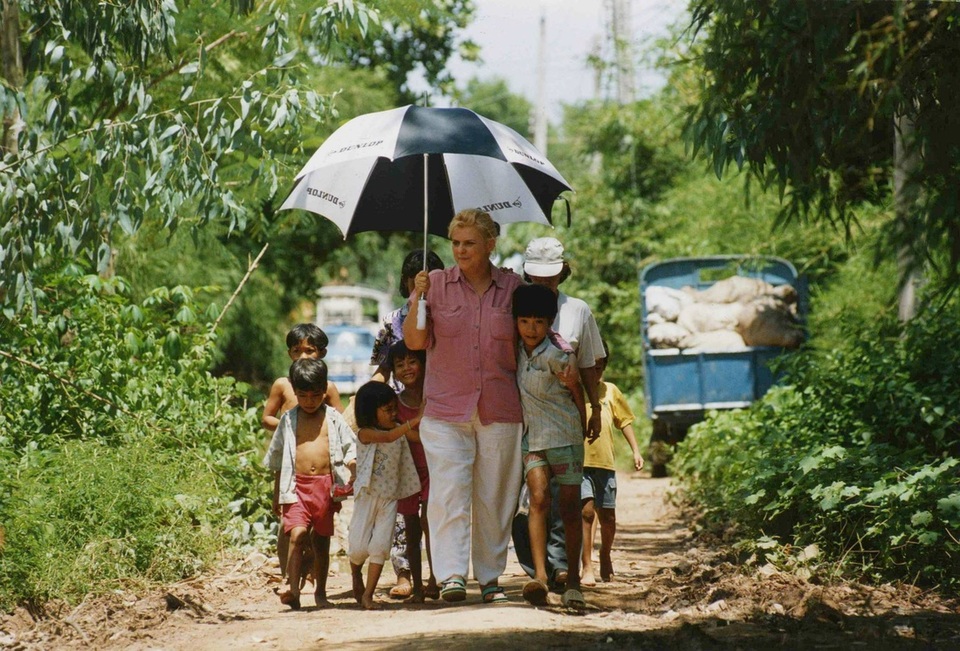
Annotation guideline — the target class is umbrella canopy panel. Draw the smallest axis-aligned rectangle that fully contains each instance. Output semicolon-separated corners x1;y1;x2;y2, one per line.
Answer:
280;105;573;238
350;154;455;237
394;107;506;159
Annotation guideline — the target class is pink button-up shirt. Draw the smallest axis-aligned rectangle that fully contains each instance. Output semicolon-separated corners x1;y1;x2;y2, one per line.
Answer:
414;264;523;425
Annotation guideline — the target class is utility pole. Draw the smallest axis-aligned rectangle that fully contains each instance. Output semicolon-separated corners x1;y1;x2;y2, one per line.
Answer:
612;0;634;104
533;9;548;155
590;35;603;100
894;111;922;321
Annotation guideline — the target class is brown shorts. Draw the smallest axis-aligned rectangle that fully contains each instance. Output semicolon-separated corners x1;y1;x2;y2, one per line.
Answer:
282;473;341;536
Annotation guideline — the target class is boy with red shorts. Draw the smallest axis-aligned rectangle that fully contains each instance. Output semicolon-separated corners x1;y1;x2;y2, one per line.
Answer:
261;323;344;585
263;358;357;609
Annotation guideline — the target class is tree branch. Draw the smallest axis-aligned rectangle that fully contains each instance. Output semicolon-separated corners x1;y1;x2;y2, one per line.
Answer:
106;30;242;121
210;243;269;335
0;348;134;417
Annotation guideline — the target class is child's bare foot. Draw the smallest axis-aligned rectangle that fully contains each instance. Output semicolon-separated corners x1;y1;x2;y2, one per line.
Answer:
351;570;365;603
406;588;425;604
599;555;614;582
314;591;331;608
424;578;440;600
581;567;597;587
360;594;381;610
279;590;301;610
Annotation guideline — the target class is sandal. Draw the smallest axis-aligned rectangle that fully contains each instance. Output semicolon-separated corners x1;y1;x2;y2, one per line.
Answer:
439;575;467;602
561;588;586;611
481;585;509;605
522;579;549;606
389;579;412;599
389;570;412;598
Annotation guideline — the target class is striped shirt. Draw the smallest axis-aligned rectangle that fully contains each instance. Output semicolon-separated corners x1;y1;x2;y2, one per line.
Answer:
517;337;581;451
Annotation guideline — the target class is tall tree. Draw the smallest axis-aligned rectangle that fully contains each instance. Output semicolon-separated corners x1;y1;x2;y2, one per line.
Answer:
682;1;960;301
0;1;473;314
340;0;477;104
1;0;352;309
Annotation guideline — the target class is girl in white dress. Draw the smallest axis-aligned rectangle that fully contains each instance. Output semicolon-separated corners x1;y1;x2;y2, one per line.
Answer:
348;381;421;609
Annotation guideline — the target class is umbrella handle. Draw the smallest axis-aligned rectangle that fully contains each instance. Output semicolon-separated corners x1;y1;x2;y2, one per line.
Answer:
416;296;427;330
417;152;428;330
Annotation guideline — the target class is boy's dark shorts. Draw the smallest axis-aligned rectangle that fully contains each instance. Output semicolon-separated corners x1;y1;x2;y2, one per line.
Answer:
581;467;617;509
282;473;341;536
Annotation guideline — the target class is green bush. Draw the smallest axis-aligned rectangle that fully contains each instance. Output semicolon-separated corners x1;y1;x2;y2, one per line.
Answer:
0;267;271;610
0;437;225;606
674;299;960;591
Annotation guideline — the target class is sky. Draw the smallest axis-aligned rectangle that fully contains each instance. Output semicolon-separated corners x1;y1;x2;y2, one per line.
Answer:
442;0;689;123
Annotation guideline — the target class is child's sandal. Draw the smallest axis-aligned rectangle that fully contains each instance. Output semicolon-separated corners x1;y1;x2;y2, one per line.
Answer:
481;585;509;605
522;579;549;606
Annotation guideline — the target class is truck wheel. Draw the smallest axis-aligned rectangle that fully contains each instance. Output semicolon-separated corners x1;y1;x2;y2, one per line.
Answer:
648;420;672;478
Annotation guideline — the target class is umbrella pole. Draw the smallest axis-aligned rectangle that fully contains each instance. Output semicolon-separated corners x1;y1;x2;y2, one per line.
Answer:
417;153;428;329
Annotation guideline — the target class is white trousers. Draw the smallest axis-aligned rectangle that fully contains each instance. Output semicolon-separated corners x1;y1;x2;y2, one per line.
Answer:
420;413;522;586
348;488;397;566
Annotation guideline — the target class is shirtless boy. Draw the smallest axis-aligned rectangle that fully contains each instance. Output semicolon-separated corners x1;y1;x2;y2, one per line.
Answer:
262;323;344;583
263;358;357;609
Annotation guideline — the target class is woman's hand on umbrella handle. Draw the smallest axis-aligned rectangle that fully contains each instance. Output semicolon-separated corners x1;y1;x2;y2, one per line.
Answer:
413;271;430;330
413;270;431;295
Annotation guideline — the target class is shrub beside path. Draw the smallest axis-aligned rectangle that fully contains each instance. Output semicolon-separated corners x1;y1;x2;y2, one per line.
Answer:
3;473;959;649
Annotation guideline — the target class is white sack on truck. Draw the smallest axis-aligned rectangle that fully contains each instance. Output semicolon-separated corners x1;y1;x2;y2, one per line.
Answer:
685;275;798;308
646;311;666;326
648;322;692;349
644;285;692;322
677;302;741;334
679;330;747;352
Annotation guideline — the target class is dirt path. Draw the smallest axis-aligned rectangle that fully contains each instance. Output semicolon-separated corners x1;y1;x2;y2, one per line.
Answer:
3;473;959;650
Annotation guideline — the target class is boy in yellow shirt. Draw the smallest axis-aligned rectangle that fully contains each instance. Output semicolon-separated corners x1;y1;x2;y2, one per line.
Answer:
580;343;643;585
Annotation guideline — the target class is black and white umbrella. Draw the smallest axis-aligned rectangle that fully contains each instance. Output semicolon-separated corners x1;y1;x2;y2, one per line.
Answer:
278;104;573;237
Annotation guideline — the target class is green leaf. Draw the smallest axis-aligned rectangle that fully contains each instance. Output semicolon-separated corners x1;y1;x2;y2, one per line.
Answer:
918;531;940;545
124;331;141;354
798;453;822;474
910;511;933;527
273;49;298;67
174;306;196;325
936;493;960;515
744;489;766;505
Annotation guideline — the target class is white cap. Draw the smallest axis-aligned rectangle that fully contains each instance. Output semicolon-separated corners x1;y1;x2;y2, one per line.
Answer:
523;237;565;277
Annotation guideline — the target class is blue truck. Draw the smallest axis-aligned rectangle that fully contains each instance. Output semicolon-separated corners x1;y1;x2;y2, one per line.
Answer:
639;256;806;475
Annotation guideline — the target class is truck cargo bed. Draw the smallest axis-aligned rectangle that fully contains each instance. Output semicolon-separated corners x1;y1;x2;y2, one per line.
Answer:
640;256;806;422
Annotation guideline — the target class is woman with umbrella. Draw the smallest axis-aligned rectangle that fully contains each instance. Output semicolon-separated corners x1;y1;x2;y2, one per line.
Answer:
402;209;523;605
369;248;445;600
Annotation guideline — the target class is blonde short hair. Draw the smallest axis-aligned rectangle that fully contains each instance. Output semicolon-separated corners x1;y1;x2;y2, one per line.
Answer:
448;209;498;241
